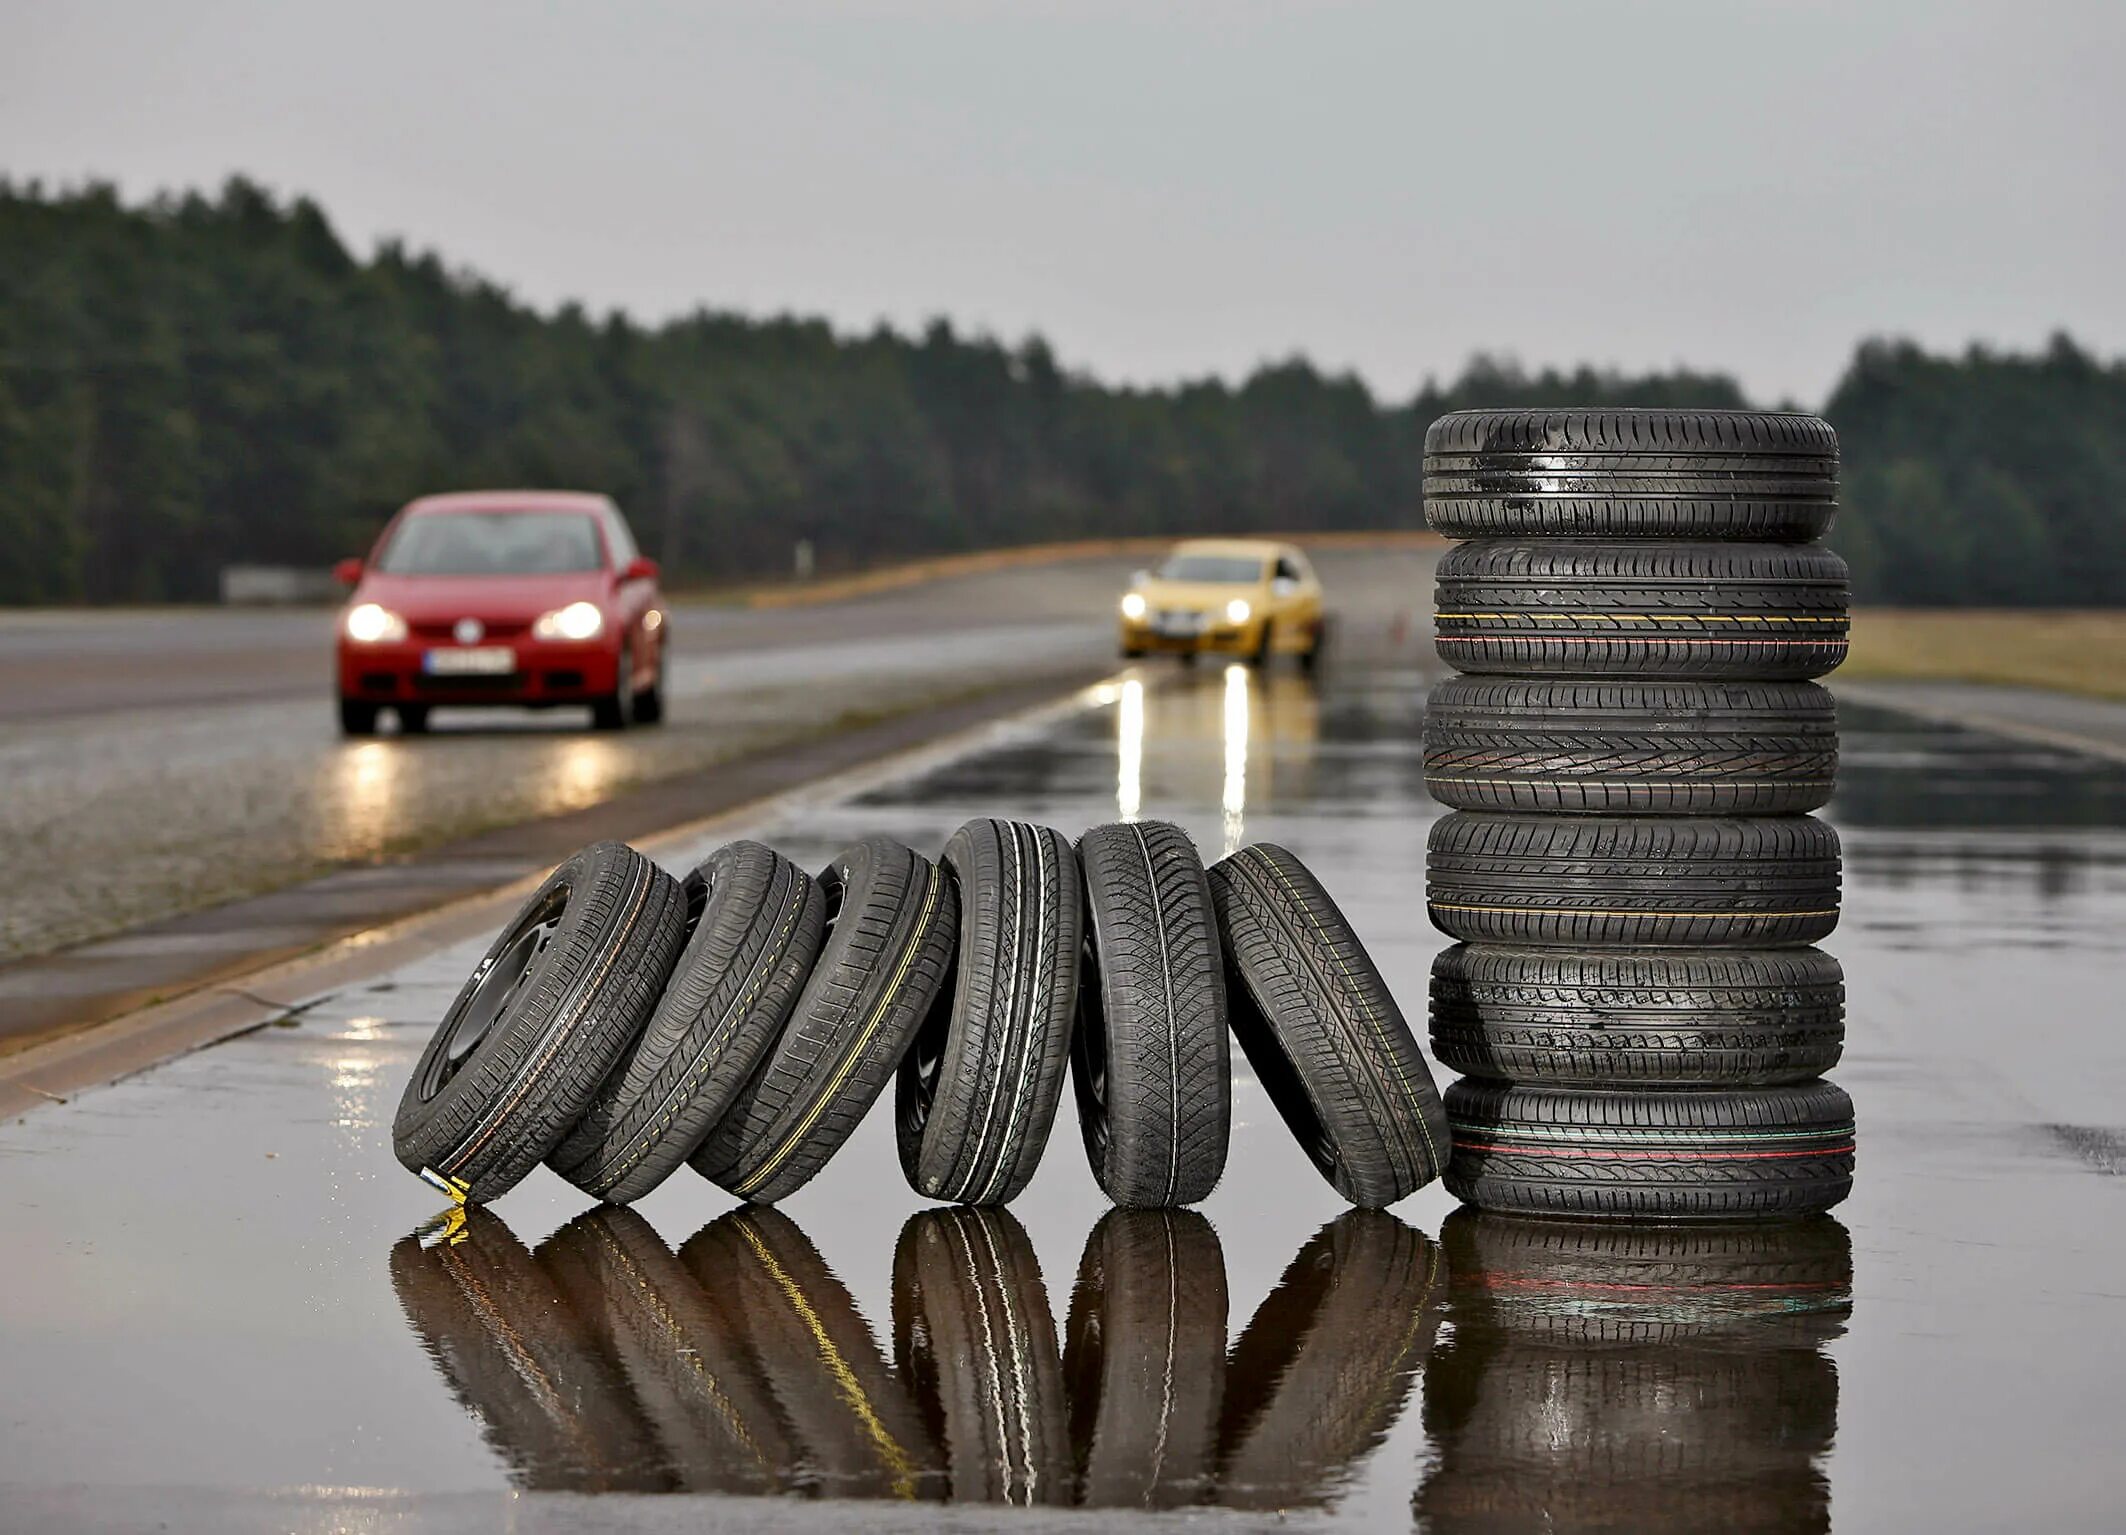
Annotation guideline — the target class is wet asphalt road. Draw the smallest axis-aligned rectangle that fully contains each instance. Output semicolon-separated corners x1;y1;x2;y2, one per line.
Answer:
0;550;1443;969
3;651;2125;1531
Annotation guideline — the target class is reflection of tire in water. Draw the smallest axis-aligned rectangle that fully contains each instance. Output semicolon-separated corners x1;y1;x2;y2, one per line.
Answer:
387;1205;673;1491
1215;1210;1444;1510
891;1206;1070;1504
680;1206;942;1502
1418;1211;1852;1533
1064;1208;1227;1508
538;1207;798;1495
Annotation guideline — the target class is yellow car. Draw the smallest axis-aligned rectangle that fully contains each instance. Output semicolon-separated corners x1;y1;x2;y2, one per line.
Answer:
1118;538;1328;668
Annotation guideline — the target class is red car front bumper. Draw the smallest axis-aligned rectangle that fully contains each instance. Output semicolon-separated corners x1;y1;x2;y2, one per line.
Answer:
337;639;623;707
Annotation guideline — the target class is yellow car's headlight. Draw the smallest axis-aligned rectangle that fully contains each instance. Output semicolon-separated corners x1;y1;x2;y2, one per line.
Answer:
1226;598;1251;624
1120;592;1148;621
533;600;606;641
344;603;407;644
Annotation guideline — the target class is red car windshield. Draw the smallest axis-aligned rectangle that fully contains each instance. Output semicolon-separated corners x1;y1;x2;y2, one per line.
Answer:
376;513;604;576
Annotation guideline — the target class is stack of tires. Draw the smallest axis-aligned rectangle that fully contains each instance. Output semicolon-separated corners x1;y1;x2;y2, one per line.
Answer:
1420;410;1855;1219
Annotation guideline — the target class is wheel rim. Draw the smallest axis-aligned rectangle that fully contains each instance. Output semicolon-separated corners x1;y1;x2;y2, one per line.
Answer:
421;882;569;1101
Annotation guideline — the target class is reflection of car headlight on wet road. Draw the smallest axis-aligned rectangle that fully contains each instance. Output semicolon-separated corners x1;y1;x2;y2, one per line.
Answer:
532;601;605;641
1226;598;1251;624
344;603;407;644
1120;592;1148;621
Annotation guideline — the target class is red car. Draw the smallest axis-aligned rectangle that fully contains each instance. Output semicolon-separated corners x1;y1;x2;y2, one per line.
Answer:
334;491;667;736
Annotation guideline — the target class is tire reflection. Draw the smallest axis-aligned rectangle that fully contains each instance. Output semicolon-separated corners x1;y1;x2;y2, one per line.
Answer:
1415;1210;1851;1533
388;1202;1850;1517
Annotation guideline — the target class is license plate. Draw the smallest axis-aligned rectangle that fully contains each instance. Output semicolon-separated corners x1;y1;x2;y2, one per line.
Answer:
423;646;514;675
1154;611;1204;637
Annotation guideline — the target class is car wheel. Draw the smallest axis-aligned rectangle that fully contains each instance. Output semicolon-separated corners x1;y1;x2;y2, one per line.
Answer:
1300;617;1329;674
632;680;665;725
592;672;631;731
397;703;431;734
1246;624;1272;667
1178;650;1199;666
390;841;689;1203
338;698;379;737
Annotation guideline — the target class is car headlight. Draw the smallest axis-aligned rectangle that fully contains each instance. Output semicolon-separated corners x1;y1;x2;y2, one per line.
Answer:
1226;598;1251;624
1120;592;1148;621
533;601;606;641
344;603;407;644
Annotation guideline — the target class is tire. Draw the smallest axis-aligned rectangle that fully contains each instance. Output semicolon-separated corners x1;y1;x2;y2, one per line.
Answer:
633;679;665;725
1246;624;1272;667
1071;821;1231;1207
892;1206;1070;1506
1421;677;1837;815
897;819;1081;1206
1443;1079;1857;1219
1426;812;1840;948
388;1206;671;1491
397;703;431;734
338;698;378;736
592;668;630;731
1065;1208;1226;1509
1216;1212;1445;1510
682;1205;941;1499
1434;541;1849;680
1208;843;1450;1207
691;837;957;1204
1423;409;1838;542
1430;944;1845;1087
1300;616;1329;674
393;841;688;1203
1436;1208;1853;1346
548;842;825;1204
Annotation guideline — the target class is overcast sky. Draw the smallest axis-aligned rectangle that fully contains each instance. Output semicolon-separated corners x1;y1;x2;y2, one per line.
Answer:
4;0;2121;405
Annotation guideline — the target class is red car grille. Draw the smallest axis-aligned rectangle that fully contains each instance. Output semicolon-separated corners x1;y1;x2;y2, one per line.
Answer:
409;618;531;642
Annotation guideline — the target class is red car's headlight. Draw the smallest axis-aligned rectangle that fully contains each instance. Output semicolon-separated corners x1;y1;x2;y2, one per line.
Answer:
344;603;407;644
531;600;605;641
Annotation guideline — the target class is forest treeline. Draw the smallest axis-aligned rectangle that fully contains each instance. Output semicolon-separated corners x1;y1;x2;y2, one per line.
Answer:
1;178;2119;605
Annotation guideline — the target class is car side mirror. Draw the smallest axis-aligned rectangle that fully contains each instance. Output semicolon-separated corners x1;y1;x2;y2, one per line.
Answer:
1130;569;1152;588
1272;576;1298;597
622;556;660;583
333;557;363;586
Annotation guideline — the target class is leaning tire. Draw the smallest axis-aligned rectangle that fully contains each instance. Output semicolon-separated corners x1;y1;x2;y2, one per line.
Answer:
548;842;825;1204
1423;409;1838;542
690;837;956;1204
1422;677;1838;815
1065;1208;1227;1509
893;1206;1070;1506
1071;821;1231;1207
1426;812;1841;948
1430;944;1845;1086
1434;541;1849;680
1208;843;1450;1207
1443;1079;1857;1219
392;841;688;1203
897;819;1081;1206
